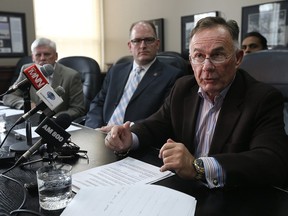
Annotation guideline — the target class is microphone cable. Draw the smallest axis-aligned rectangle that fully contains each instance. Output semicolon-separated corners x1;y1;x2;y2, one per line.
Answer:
0;173;45;216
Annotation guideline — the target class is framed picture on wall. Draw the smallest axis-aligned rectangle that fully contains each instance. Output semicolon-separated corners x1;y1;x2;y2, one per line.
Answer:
181;11;219;59
0;11;27;57
149;18;164;52
242;1;288;49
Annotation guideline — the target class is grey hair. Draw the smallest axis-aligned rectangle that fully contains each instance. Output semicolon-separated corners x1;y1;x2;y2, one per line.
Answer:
190;17;240;50
31;38;57;53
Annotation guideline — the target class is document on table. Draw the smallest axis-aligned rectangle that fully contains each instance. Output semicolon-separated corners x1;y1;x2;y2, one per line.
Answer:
0;106;24;116
72;157;175;192
14;125;81;138
61;185;196;216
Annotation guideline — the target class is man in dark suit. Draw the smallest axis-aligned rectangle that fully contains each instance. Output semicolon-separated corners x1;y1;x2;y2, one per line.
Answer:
105;17;288;189
85;20;183;129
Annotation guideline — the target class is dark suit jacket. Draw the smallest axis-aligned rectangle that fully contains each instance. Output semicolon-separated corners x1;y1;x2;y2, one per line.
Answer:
131;69;288;187
85;59;184;128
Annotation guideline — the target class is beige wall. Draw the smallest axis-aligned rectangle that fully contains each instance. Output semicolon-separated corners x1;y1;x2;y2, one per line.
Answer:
103;0;283;64
0;0;284;68
0;0;35;66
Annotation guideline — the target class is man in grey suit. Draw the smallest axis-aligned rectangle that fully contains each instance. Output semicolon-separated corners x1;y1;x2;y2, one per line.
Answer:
3;38;85;121
105;17;288;189
85;20;184;129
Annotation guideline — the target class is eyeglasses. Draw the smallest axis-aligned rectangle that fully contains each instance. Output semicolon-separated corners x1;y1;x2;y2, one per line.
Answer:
189;53;233;65
130;37;156;45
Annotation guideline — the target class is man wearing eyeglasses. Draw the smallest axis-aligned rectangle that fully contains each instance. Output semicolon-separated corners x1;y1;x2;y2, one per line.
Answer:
85;20;184;129
105;17;288;188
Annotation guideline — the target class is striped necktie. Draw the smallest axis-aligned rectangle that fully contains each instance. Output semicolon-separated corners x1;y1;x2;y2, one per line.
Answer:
108;67;143;125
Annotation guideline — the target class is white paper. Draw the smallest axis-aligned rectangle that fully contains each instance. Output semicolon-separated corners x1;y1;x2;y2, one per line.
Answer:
72;157;174;192
14;125;81;138
61;185;196;216
0;108;24;116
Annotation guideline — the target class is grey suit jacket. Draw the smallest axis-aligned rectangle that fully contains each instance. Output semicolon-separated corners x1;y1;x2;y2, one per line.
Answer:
131;69;288;187
85;59;184;128
3;63;85;120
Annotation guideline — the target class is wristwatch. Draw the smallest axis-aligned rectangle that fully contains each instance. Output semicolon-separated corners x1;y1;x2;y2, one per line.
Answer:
193;158;205;180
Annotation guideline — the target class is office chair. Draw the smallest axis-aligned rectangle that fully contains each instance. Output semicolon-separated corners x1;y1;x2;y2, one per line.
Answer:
58;56;102;124
114;55;133;64
12;56;33;84
157;51;191;75
240;49;288;134
114;51;191;75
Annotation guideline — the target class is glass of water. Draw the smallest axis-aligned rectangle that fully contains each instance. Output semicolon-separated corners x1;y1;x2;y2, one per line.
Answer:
36;163;73;211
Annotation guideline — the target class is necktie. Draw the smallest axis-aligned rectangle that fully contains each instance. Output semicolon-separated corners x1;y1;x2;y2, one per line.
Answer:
108;67;143;125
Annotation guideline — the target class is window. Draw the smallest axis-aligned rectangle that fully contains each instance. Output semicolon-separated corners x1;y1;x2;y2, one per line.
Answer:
33;0;103;69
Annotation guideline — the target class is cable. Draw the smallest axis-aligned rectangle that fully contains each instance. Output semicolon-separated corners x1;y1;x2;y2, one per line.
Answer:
0;121;17;148
10;209;45;216
1;174;45;216
1;174;26;213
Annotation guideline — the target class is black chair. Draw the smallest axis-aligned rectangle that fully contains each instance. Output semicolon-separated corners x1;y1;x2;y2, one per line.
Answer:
114;55;133;65
58;56;102;124
157;51;191;75
240;50;288;134
12;56;33;84
114;51;191;75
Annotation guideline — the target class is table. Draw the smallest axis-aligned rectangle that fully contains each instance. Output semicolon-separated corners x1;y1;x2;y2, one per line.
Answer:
1;114;288;216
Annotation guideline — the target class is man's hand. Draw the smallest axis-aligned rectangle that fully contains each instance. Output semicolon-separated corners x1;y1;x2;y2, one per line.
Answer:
97;125;113;133
159;138;197;179
104;121;133;153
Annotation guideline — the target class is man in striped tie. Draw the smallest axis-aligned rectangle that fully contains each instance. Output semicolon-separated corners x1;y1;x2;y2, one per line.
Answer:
85;20;184;130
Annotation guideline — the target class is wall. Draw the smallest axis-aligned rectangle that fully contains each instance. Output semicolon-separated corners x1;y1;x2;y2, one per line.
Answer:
103;0;283;64
0;0;284;67
0;0;35;66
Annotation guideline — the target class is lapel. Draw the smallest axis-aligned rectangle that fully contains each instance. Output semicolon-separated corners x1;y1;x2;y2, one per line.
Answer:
113;63;133;102
51;63;62;88
182;83;201;153
130;60;162;101
209;72;245;154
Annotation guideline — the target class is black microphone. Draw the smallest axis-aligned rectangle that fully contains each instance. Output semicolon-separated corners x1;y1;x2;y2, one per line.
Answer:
14;86;65;126
6;64;54;94
15;114;71;166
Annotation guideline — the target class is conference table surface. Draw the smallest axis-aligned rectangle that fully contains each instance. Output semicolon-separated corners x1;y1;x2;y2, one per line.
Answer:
1;114;288;216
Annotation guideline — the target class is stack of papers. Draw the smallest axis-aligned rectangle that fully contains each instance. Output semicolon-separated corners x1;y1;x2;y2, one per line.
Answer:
65;157;196;215
0;105;24;116
61;185;196;216
72;157;175;192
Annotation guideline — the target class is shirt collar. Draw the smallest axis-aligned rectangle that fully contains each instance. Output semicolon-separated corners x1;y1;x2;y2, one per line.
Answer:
133;57;156;72
198;75;235;104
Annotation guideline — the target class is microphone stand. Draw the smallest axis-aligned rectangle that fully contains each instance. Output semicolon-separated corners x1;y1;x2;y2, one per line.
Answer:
19;143;75;167
9;86;33;152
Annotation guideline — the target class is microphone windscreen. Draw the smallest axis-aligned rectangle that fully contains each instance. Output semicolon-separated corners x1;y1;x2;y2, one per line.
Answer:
40;64;54;77
54;86;65;97
54;113;71;130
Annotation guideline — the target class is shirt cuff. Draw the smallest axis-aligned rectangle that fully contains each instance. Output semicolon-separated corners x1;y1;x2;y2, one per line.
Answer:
131;132;139;150
200;157;226;188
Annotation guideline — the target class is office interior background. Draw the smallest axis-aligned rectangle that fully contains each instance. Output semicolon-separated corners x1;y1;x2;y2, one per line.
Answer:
0;0;285;72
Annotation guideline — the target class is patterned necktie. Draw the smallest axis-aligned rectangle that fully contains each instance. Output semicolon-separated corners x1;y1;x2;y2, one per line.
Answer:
108;67;143;125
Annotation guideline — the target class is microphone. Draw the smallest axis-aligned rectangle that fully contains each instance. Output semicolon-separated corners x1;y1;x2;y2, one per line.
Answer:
15;113;71;166
6;64;53;94
14;86;65;126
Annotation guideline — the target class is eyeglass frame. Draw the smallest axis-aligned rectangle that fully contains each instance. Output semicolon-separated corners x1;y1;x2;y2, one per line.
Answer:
130;37;157;46
189;52;234;65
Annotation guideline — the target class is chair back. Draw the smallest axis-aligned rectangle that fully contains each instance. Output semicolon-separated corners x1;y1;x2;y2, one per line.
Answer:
114;51;191;75
157;51;191;75
58;56;102;112
240;50;288;133
12;56;33;84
